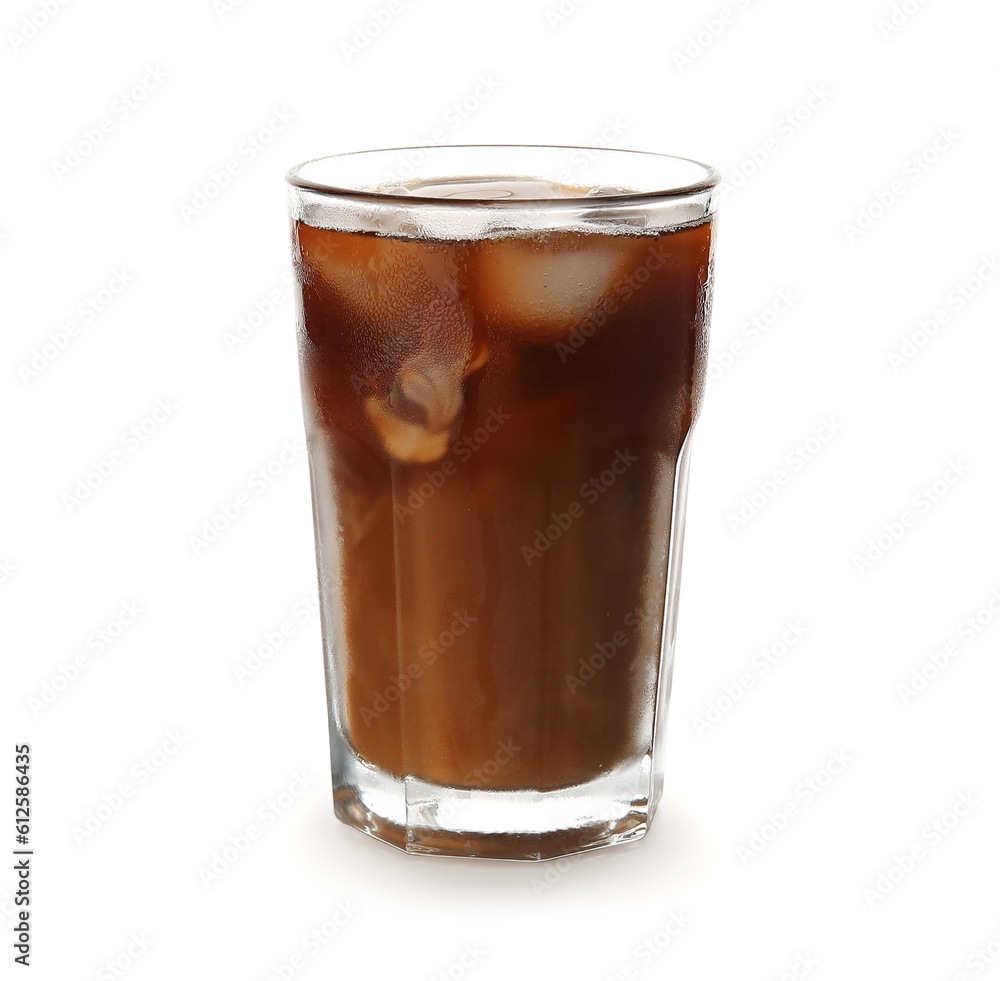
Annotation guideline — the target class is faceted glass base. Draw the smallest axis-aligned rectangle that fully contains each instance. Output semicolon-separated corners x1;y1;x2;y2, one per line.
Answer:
331;745;657;861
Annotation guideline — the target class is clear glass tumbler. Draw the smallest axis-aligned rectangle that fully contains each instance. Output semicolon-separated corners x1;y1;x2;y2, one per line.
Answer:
286;146;719;859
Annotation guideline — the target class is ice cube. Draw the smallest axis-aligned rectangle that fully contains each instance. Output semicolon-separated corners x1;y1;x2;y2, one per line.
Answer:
365;348;472;463
296;223;463;330
296;223;491;464
364;396;453;464
296;222;380;315
472;232;648;341
585;185;634;197
363;299;486;464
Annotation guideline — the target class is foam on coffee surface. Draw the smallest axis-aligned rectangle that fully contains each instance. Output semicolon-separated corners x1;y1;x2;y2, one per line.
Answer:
386;176;607;200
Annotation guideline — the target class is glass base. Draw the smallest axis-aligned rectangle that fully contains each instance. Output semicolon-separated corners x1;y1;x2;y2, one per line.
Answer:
331;747;657;861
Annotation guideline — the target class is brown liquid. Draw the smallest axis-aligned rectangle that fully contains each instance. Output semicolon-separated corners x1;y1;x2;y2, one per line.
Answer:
294;200;712;792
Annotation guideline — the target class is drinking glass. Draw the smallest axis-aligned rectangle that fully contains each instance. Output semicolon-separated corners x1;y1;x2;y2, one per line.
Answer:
286;145;719;859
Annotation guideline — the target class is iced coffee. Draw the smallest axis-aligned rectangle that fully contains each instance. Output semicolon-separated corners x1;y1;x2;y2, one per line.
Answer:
287;147;718;859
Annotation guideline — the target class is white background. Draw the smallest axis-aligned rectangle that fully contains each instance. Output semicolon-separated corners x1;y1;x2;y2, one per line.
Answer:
3;0;1000;978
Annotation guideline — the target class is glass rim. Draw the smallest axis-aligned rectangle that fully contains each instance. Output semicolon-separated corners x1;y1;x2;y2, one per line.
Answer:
285;144;721;207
